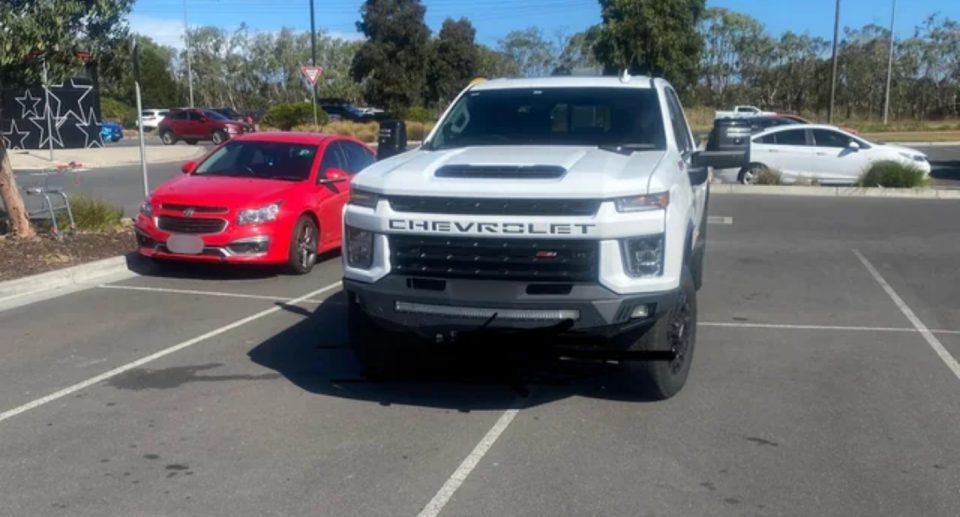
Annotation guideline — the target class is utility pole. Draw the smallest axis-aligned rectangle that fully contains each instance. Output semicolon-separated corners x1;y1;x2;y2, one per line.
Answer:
883;0;897;125
309;0;319;126
828;0;841;124
133;38;150;199
183;0;195;107
42;61;54;162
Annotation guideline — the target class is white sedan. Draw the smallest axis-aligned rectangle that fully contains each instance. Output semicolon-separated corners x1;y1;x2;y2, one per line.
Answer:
731;124;931;185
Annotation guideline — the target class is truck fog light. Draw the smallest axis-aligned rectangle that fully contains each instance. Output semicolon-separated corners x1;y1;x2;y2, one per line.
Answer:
622;235;664;277
630;305;650;319
345;226;374;269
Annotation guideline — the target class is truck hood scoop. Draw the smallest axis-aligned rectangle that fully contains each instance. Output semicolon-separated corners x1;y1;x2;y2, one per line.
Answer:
435;164;567;179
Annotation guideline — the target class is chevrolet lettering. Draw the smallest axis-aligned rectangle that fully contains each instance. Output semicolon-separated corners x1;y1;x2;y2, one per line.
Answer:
387;219;596;235
341;72;747;401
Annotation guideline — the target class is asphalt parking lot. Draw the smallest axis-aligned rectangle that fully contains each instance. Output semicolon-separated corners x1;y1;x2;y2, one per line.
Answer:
2;194;960;517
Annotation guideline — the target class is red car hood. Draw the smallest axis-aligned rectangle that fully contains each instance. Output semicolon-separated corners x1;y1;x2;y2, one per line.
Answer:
151;174;300;208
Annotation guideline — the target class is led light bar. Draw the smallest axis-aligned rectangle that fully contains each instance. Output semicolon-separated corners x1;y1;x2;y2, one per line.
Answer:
395;302;579;321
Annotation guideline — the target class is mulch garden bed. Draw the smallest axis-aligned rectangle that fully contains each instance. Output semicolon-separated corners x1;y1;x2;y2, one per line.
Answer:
0;228;136;282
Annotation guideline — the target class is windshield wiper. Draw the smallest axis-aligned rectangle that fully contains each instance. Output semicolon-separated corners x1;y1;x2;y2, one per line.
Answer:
268;175;306;181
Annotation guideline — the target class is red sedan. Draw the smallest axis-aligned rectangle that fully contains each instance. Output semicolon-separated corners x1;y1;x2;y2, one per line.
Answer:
135;132;375;274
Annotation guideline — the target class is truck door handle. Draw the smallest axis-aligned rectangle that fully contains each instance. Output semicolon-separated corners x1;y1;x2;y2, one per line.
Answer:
816;152;827;156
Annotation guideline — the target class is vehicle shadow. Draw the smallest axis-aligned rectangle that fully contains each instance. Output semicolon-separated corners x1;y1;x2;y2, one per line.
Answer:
930;159;960;183
247;289;671;411
125;249;342;281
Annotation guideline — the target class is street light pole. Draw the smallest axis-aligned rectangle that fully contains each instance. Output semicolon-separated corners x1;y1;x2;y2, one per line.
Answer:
309;0;318;126
883;0;897;125
183;0;195;107
828;0;841;124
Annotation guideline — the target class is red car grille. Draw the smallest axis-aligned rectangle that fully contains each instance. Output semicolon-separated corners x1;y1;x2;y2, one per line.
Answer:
160;204;229;214
157;215;227;234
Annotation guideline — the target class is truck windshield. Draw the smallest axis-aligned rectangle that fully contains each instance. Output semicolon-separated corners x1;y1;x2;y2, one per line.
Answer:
425;87;666;150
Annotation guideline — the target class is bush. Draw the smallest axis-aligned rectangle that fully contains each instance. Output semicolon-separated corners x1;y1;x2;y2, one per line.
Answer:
752;167;783;185
53;194;124;232
404;106;432;124
262;103;328;130
101;97;132;120
355;128;377;143
856;160;929;188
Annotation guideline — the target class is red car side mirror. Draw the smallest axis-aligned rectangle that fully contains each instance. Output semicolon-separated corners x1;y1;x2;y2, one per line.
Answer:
181;160;196;174
319;167;348;184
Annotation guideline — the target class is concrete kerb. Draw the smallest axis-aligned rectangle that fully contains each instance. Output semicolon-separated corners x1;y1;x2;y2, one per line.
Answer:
711;184;960;199
0;255;136;304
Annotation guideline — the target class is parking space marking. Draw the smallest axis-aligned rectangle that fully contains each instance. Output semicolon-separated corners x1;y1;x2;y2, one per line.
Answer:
418;408;520;517
97;284;329;304
701;322;960;335
707;216;733;224
854;249;960;381
0;281;342;425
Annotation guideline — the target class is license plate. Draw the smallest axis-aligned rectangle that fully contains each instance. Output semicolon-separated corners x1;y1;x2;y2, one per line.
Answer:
166;234;204;254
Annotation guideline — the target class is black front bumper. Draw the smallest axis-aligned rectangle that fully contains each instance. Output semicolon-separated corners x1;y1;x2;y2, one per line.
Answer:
344;276;680;345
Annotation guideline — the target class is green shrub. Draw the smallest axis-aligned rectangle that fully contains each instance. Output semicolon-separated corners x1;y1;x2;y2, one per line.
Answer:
57;194;125;232
101;97;132;120
404;106;432;124
262;103;328;130
856;160;929;188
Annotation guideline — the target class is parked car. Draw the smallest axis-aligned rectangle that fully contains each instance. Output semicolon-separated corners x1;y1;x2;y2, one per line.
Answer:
100;121;123;143
209;107;244;121
743;115;802;133
715;105;777;120
776;113;860;135
136;108;169;131
135;132;376;274
737;124;930;184
157;108;256;145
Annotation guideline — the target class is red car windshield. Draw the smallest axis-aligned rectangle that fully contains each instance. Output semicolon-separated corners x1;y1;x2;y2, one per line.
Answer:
193;141;319;181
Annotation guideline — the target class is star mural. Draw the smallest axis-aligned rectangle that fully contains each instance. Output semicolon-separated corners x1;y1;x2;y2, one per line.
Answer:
14;90;43;118
3;77;104;149
1;119;31;150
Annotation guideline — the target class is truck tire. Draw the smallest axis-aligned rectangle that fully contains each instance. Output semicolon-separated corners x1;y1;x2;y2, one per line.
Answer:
348;302;414;379
621;264;698;400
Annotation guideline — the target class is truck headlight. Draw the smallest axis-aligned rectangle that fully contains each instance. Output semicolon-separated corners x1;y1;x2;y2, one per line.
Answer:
345;226;374;269
622;235;664;277
349;188;379;209
237;201;282;225
614;192;669;213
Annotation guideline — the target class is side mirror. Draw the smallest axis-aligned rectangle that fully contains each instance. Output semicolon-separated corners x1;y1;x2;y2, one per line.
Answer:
848;141;860;150
691;150;748;170
377;120;408;160
181;160;196;174
319;167;348;184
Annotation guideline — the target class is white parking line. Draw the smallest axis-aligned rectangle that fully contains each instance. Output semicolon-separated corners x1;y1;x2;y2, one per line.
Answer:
707;216;733;224
417;409;520;517
97;284;330;304
700;322;960;335
853;249;960;381
0;281;342;425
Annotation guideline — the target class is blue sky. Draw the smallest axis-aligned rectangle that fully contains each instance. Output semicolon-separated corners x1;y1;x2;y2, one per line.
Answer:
130;0;959;50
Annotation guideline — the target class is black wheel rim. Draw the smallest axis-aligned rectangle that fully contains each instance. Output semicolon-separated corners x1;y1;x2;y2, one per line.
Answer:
297;223;317;269
213;132;223;143
668;289;692;374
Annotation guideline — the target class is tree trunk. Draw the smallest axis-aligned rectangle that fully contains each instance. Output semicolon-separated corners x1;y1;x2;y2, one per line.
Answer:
0;140;36;238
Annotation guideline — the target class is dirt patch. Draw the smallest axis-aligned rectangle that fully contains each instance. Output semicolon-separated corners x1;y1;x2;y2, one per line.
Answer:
0;229;136;282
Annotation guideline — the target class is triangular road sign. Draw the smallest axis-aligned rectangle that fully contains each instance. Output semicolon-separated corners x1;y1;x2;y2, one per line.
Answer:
301;66;323;86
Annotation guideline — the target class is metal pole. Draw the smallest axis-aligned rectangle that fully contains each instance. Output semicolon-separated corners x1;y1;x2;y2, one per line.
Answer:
828;0;841;124
42;61;54;162
183;0;194;107
133;39;149;198
309;0;318;126
883;0;897;125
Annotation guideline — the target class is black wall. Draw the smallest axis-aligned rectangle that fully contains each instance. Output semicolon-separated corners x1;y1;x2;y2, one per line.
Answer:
1;77;104;150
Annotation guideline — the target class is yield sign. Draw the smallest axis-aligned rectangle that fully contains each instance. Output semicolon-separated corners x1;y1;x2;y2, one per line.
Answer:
301;66;323;86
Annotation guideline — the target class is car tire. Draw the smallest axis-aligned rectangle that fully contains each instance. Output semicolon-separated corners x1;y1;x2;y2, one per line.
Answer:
211;129;227;145
160;130;177;145
111;136;121;143
620;264;698;401
284;215;318;275
185;139;199;145
348;302;415;379
738;163;768;185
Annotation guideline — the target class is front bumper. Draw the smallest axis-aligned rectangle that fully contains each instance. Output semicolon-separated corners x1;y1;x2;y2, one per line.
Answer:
135;213;288;263
345;276;680;346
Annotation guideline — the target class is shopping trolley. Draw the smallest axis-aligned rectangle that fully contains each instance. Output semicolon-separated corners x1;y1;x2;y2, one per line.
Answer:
19;167;77;241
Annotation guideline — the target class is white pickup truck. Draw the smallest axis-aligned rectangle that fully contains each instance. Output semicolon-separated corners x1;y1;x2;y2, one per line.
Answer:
342;74;747;399
714;105;777;120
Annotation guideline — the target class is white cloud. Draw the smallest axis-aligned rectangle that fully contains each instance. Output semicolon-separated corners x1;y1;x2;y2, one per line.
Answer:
128;13;364;49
